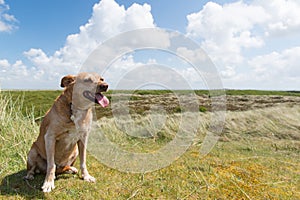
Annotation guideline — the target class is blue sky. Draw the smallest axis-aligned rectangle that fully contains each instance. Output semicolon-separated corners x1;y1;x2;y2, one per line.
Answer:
1;0;99;61
0;0;300;90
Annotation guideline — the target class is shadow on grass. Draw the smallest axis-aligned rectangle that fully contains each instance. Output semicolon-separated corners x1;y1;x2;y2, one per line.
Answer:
0;170;45;199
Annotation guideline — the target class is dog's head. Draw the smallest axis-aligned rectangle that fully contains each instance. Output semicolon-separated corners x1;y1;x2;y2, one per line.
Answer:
61;72;109;109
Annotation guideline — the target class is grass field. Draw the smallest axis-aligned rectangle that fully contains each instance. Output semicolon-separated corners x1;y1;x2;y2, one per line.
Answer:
0;90;299;199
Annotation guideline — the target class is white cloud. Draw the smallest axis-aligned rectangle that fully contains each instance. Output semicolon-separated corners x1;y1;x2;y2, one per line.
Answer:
186;0;300;45
176;47;208;63
0;0;17;32
59;0;155;66
218;46;300;90
186;1;268;66
249;46;300;79
220;66;236;79
0;60;29;81
255;0;300;36
186;0;300;90
0;59;10;68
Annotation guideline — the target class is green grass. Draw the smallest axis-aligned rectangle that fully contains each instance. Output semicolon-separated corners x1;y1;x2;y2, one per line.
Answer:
225;89;300;96
0;90;299;199
0;90;61;120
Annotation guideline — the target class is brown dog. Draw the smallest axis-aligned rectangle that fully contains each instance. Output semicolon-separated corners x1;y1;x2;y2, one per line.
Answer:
24;72;109;192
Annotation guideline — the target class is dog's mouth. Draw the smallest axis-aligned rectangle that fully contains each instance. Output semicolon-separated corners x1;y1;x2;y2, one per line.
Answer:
83;91;109;107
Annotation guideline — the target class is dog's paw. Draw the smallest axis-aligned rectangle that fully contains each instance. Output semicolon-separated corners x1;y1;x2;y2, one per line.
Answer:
65;166;78;174
82;174;96;183
41;180;55;193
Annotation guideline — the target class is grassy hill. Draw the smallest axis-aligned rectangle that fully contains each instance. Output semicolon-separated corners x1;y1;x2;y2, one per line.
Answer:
1;89;300;119
0;90;299;199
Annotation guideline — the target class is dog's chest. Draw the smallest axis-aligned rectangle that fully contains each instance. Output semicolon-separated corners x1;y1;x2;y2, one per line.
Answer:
55;109;92;147
56;129;86;145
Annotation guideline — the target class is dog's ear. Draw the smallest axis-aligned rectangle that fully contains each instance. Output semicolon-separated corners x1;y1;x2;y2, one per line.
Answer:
60;75;76;88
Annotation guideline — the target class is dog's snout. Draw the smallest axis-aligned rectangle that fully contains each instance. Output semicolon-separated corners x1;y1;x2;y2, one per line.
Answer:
99;83;108;91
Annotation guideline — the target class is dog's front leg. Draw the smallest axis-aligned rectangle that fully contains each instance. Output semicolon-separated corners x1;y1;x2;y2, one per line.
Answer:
42;132;56;192
78;135;96;182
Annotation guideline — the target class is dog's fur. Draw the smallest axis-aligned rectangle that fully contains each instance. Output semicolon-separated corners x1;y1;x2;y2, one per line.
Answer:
24;72;108;192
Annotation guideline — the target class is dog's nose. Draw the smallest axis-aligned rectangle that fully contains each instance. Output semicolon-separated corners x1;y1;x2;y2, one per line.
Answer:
99;83;108;91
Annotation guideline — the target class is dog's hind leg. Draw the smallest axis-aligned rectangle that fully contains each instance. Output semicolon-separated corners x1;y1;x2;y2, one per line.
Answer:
56;148;79;175
24;144;47;180
56;165;78;175
24;147;38;180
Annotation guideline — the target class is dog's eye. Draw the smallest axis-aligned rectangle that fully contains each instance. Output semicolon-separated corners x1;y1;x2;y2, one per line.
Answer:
100;78;104;81
84;78;93;83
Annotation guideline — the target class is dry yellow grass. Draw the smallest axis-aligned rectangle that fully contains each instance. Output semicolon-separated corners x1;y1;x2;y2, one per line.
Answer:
89;104;300;199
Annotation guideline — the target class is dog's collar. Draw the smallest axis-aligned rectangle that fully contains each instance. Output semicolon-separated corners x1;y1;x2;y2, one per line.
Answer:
70;103;90;122
70;103;75;122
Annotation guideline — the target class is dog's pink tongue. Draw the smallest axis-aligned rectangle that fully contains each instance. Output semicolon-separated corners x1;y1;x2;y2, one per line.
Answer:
96;94;109;107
